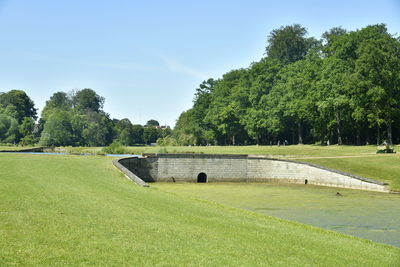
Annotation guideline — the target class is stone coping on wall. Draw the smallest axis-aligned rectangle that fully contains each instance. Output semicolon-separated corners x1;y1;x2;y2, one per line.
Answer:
143;153;249;159
142;153;387;187
112;158;149;187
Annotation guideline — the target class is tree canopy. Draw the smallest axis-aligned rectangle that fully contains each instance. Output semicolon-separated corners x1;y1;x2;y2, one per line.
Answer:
173;24;400;146
1;23;399;147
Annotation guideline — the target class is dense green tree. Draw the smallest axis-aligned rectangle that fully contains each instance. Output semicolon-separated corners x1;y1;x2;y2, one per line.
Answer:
131;124;144;144
145;119;160;127
321;27;348;57
173;109;199;145
39;88;114;146
173;24;400;146
18;117;36;145
270;54;322;144
143;126;161;144
0;90;37;123
266;24;319;64
41;91;72;121
0;114;19;143
72;88;104;112
353;24;400;144
39;111;74;146
316;58;354;144
115;118;134;145
82;111;113;146
204;69;249;145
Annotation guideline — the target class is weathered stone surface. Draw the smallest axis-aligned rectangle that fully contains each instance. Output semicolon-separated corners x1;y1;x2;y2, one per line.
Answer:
116;154;389;192
113;159;149;187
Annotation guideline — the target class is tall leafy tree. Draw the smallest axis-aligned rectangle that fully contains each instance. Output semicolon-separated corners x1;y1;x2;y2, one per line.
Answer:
0;114;19;143
72;88;104;112
131;124;144;144
354;24;400;144
266;24;318;64
205;69;249;145
18;117;36;145
0;90;37;123
41;91;72;121
145;120;160;127
316;57;353;145
115;118;135;145
143;126;161;144
39;111;74;146
271;54;322;144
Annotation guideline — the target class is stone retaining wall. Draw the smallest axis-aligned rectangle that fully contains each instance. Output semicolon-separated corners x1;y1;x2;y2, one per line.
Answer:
115;153;389;192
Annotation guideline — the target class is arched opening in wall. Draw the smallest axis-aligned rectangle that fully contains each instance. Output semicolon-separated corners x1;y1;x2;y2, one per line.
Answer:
197;172;207;183
305;179;308;184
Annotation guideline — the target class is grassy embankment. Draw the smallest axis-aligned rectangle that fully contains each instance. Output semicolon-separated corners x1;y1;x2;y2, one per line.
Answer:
2;144;399;190
1;154;399;266
55;144;400;191
0;145;39;151
56;144;384;157
3;144;400;190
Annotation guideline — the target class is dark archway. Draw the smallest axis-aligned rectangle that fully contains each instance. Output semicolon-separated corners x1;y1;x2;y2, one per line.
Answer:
197;172;207;183
305;179;308;184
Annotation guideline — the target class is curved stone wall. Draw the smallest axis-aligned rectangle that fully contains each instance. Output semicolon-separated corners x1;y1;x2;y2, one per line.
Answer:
116;153;389;192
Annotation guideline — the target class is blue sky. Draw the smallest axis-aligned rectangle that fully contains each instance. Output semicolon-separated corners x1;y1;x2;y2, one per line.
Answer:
0;0;399;126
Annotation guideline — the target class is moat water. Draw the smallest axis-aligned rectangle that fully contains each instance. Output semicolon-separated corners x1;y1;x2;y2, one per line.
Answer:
156;183;400;247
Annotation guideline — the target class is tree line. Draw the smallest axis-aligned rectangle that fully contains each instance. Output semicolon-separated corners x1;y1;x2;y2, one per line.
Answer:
0;88;170;146
1;23;399;147
171;23;400;146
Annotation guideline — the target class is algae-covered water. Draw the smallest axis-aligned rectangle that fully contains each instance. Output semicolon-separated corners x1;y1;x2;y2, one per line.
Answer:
155;183;400;247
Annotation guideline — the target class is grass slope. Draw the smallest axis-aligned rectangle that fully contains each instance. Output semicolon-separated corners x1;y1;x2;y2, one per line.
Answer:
58;144;400;191
0;154;399;266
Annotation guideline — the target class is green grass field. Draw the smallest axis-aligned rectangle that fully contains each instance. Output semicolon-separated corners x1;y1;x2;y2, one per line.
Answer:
57;144;388;157
1;154;399;266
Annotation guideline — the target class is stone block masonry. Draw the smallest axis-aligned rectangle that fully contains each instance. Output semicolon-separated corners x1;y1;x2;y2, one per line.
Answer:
115;153;389;192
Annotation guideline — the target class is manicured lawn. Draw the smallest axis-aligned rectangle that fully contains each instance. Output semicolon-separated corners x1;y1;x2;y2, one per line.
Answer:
1;154;399;266
58;144;385;157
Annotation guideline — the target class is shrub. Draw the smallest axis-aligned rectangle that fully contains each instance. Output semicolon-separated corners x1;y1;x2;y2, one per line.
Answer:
156;136;178;146
376;144;396;154
102;141;129;154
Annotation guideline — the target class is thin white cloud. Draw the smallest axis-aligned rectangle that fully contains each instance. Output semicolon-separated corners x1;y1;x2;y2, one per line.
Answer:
160;56;210;80
95;62;155;72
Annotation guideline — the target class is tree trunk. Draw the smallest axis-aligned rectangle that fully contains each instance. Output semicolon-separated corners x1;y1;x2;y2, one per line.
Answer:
232;135;235;146
297;122;303;145
387;120;393;145
356;128;360;146
377;125;380;145
336;113;342;145
291;128;295;145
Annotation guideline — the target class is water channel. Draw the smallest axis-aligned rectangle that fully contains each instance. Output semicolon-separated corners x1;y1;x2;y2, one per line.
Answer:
156;183;400;248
